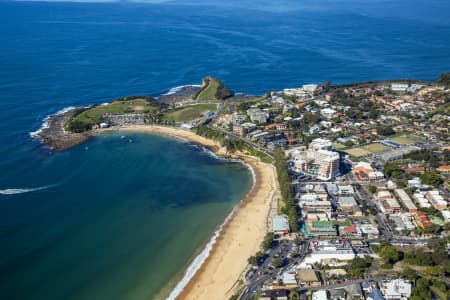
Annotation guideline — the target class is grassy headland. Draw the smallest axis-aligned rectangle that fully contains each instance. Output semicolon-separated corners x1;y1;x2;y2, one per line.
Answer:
67;96;163;133
193;77;232;101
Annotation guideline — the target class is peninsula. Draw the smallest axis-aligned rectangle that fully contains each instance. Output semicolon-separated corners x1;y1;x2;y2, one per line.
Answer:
35;73;450;300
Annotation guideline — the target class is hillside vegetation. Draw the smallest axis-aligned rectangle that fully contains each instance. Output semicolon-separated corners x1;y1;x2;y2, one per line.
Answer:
193;77;232;101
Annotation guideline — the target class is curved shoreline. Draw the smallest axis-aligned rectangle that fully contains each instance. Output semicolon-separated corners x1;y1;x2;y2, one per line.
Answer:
36;122;276;300
97;126;277;300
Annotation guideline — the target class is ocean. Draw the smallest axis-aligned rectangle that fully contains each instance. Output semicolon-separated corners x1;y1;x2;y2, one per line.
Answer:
0;0;450;299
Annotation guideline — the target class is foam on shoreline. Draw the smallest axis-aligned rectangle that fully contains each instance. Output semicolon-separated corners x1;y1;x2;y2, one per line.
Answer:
161;84;202;96
29;106;77;139
166;151;256;300
166;208;234;300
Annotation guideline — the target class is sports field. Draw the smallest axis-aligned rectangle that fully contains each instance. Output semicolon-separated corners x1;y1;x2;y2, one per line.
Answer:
361;143;390;153
345;148;371;157
390;136;416;145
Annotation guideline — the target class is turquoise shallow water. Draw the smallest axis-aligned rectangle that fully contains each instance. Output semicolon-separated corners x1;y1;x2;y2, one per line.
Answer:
0;132;253;299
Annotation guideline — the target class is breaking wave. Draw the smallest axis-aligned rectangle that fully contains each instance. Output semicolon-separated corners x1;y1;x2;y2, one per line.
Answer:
0;185;53;195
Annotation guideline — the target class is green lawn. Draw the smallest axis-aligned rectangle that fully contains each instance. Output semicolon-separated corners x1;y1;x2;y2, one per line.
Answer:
332;142;347;150
361;143;390;153
196;79;221;101
68;97;161;132
162;104;217;122
73;98;159;124
390;136;416;145
345;148;372;157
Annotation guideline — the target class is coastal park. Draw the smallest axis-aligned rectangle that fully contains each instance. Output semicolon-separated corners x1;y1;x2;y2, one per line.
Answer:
67;96;162;132
162;103;217;122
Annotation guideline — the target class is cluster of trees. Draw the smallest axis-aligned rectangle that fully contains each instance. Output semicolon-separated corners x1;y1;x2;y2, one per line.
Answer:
194;125;226;143
437;72;450;86
377;125;396;136
420;171;443;187
405;239;450;273
383;162;405;179
274;148;298;232
404;149;450;168
372;243;403;269
346;256;373;277
410;278;449;300
262;232;274;251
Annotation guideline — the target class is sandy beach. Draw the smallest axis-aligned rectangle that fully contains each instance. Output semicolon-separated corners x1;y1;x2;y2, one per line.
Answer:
99;125;278;300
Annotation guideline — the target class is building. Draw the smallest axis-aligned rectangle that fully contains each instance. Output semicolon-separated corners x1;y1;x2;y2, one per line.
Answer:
360;224;379;239
414;211;433;228
338;196;362;216
338;185;355;195
380;279;412;299
312;290;328;300
329;289;346;300
304;221;336;237
265;123;287;131
281;270;298;286
247;108;267;124
394;189;417;213
302;241;355;265
233;122;256;136
345;283;364;299
425;190;448;210
296;269;321;287
321;108;336;119
305;139;340;180
441;210;450;223
380;198;401;214
437;165;450;173
273;215;290;234
260;289;289;300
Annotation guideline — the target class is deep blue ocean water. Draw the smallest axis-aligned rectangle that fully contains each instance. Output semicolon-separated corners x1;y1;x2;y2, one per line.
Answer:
0;0;450;299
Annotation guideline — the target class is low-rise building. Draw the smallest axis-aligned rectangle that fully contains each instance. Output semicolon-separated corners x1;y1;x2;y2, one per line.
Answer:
273;215;290;234
414;211;433;228
304;220;336;237
312;290;328;300
394;189;417;213
380;279;412;299
425;190;448;210
296;269;321;287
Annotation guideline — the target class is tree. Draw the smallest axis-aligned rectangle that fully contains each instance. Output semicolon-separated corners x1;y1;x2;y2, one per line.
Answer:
379;245;402;264
262;232;274;251
420;171;442;187
377;125;395;136
289;289;300;300
437;72;450;86
368;185;377;194
272;258;283;268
